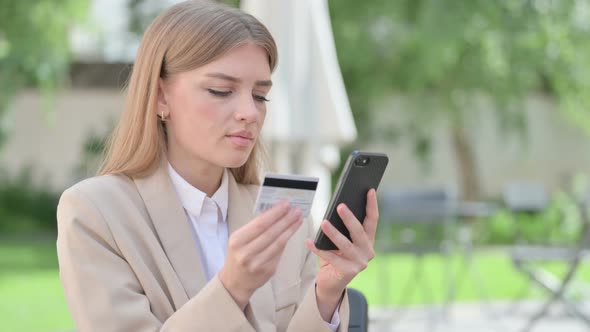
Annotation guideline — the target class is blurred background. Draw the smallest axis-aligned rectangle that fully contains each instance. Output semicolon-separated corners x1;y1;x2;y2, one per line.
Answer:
2;0;590;331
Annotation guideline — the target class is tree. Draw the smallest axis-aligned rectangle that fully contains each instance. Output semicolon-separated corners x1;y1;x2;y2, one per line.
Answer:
128;0;240;36
0;0;89;148
329;0;590;199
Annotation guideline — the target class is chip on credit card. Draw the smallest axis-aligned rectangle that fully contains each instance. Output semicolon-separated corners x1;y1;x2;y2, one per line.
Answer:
253;173;319;217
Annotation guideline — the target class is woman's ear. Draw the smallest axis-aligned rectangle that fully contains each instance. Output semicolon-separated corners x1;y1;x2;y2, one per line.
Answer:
157;78;170;116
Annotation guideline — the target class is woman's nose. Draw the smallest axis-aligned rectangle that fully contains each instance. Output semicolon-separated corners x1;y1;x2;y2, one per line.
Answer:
235;95;260;123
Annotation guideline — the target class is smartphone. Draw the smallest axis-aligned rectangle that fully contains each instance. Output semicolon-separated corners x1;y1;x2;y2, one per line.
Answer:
314;151;389;250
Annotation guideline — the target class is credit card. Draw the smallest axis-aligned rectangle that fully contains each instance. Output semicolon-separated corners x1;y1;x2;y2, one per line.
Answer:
253;173;319;217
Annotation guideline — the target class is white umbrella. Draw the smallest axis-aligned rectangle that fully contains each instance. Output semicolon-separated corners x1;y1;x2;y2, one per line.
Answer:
242;0;357;225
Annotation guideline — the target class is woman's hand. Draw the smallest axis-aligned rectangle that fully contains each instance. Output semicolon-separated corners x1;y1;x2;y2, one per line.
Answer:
305;189;379;321
219;201;304;310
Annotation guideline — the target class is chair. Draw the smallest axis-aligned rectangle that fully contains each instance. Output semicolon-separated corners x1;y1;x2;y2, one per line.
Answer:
503;182;549;215
347;288;368;332
503;182;590;331
376;188;457;326
452;200;500;315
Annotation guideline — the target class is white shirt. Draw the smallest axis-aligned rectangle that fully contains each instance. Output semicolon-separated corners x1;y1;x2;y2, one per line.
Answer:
167;164;340;330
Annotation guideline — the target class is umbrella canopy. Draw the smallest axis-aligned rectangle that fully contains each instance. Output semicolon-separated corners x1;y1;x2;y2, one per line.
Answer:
242;0;357;224
242;0;356;143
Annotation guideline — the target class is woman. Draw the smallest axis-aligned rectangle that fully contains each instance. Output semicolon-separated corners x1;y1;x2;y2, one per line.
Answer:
56;1;379;331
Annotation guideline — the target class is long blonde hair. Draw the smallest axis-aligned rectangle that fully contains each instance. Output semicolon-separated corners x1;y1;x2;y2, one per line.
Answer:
98;0;277;184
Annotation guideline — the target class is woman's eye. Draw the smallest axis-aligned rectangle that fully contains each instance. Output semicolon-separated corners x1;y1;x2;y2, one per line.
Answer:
254;95;270;103
207;89;232;97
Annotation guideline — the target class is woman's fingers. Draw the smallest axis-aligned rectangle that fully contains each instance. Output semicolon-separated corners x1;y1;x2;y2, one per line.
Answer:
232;201;291;245
306;239;368;279
336;203;369;248
220;202;305;305
333;189;379;248
242;207;303;256
320;219;356;254
363;189;379;244
250;215;304;271
305;239;349;270
306;190;380;299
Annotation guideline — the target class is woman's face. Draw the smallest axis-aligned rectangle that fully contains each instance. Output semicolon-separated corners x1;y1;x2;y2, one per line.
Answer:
159;42;272;171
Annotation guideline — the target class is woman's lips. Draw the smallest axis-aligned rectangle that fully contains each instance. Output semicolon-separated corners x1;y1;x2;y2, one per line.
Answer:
226;135;253;147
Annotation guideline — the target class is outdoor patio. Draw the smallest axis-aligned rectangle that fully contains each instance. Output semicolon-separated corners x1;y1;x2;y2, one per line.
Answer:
369;301;590;332
4;1;590;332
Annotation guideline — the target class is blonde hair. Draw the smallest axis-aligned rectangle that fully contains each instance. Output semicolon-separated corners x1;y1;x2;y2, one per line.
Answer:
98;0;277;184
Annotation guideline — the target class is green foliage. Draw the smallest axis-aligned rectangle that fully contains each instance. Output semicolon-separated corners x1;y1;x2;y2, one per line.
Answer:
477;190;584;245
0;167;60;233
376;186;588;246
128;0;241;36
73;128;110;180
329;0;590;142
219;0;240;8
0;128;110;235
0;0;89;147
128;0;164;36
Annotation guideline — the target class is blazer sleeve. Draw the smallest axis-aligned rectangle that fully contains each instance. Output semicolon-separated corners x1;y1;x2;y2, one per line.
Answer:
57;186;257;332
285;218;350;332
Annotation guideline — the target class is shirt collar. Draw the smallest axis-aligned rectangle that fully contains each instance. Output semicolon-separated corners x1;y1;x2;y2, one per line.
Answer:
167;163;229;222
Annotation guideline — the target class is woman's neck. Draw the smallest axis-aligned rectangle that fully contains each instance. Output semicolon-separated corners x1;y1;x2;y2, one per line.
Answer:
167;153;224;197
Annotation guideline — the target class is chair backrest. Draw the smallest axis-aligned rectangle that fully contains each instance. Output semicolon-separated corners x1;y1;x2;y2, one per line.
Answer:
347;288;368;332
379;187;457;224
502;182;552;245
502;182;548;213
376;187;457;254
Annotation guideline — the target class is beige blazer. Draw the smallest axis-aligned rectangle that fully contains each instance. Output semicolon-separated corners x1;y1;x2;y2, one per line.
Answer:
56;162;350;332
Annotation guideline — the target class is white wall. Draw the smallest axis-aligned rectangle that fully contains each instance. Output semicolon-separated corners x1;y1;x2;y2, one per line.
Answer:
0;89;124;191
3;90;590;197
368;95;590;196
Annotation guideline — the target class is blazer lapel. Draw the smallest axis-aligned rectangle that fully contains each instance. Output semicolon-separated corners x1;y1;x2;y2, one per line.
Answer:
227;174;256;234
133;160;207;300
227;175;275;328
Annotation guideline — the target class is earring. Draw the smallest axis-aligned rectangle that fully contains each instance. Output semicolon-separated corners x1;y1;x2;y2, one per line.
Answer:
160;111;167;121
